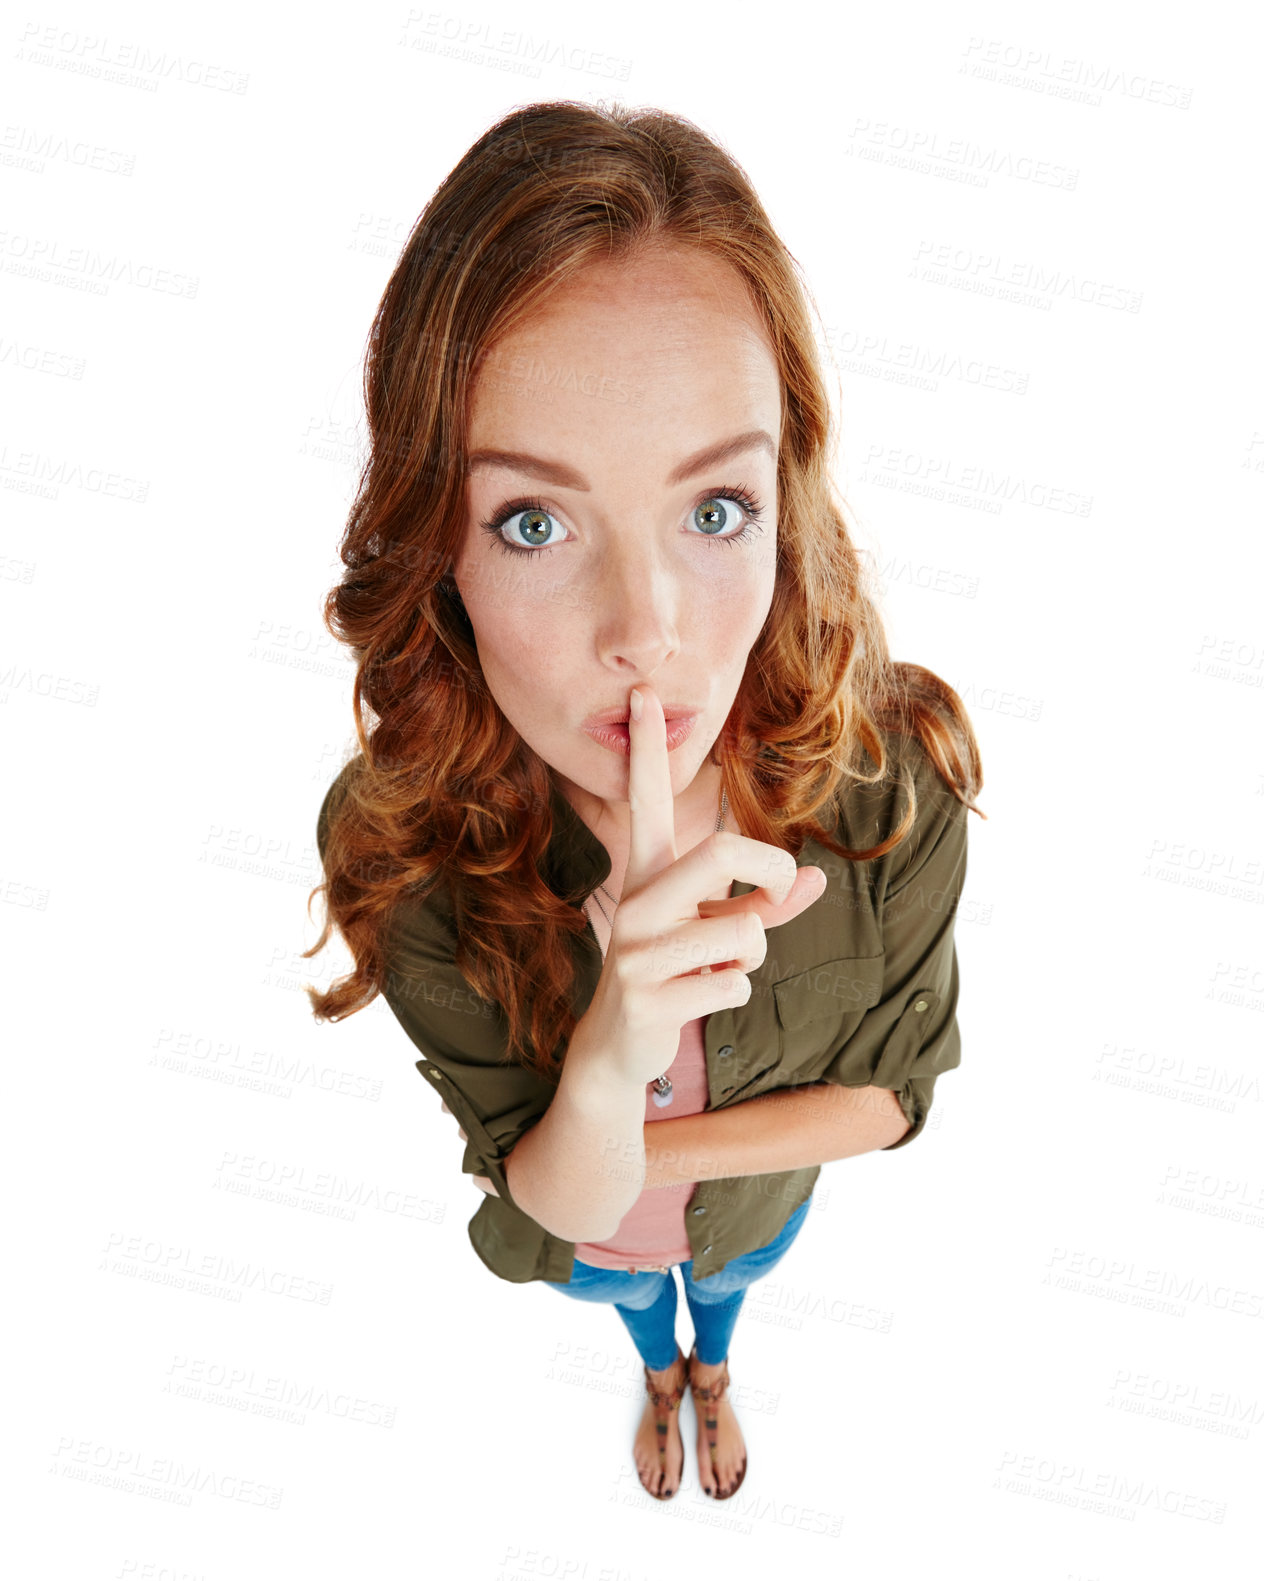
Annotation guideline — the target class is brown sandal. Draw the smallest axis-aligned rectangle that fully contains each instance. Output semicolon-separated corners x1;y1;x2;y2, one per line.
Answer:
687;1343;747;1500
640;1346;687;1500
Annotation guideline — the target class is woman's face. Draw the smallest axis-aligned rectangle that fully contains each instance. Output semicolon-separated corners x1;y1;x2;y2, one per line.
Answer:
453;243;781;821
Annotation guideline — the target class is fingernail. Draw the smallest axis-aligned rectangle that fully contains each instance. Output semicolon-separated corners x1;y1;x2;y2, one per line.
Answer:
630;688;643;722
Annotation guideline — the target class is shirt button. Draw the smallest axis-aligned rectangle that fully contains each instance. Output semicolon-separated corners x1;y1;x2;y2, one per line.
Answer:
701;1245;713;1255
717;1045;733;1059
430;1069;444;1078
913;999;928;1013
692;1205;707;1216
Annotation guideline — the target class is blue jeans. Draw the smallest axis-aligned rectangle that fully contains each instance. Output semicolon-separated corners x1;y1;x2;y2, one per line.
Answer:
543;1196;813;1372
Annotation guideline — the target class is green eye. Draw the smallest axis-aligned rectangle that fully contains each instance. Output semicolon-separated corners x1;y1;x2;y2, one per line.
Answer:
480;484;766;558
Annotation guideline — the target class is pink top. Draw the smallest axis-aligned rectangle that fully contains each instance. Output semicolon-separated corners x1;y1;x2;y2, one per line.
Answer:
571;891;712;1272
571;1017;709;1271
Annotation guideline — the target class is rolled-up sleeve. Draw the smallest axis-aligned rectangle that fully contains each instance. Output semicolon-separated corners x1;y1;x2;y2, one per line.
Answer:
818;740;969;1149
378;901;554;1214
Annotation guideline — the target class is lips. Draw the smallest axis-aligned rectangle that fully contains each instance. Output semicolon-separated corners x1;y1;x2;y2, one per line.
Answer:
582;703;701;727
582;712;699;756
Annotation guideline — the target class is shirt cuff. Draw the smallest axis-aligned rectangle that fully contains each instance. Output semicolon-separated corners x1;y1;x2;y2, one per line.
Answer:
880;1074;936;1151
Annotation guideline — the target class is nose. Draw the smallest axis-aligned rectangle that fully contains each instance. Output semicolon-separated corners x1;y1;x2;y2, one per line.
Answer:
594;550;680;673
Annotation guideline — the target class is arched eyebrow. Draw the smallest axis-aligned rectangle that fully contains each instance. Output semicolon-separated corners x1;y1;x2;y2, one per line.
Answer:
465;428;776;490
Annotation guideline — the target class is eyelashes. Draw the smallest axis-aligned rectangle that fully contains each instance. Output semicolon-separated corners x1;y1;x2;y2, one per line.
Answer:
478;483;767;559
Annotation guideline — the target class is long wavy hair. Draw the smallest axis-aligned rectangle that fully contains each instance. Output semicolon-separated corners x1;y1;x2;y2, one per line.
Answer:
304;99;985;1081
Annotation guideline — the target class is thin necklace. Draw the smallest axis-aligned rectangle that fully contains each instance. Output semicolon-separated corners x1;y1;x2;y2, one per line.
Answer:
586;787;728;1109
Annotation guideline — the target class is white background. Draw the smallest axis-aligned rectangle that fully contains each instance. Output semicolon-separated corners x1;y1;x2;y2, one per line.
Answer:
5;1;1263;1577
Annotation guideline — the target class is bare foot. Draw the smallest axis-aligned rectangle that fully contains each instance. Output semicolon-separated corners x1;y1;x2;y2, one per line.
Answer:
689;1353;746;1497
635;1349;686;1498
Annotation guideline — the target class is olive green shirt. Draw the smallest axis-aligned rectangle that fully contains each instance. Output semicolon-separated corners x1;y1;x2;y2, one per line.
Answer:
315;729;968;1286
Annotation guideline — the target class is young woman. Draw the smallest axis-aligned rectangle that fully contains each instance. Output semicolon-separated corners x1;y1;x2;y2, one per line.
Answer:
308;100;984;1504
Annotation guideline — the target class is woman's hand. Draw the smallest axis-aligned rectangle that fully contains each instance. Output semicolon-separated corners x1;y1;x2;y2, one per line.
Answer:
580;684;827;1087
441;1098;500;1196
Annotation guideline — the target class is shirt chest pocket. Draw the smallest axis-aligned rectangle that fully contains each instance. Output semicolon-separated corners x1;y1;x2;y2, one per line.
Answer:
772;953;886;1073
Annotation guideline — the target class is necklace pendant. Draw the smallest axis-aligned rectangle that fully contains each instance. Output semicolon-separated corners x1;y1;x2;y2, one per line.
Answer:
650;1076;674;1107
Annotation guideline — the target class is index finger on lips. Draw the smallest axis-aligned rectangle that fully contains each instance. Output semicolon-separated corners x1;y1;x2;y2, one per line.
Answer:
623;685;678;896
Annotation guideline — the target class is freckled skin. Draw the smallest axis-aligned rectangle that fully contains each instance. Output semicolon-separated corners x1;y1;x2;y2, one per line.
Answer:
453;242;781;863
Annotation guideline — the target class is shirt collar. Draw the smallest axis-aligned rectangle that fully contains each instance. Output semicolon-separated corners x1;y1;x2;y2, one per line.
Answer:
544;776;613;900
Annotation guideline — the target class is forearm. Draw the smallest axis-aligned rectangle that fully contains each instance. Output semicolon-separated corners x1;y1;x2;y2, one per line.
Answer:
640;1082;910;1189
504;1044;647;1241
